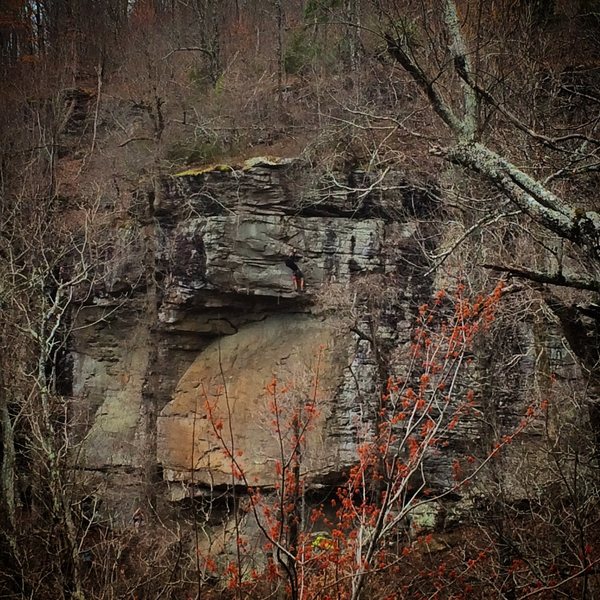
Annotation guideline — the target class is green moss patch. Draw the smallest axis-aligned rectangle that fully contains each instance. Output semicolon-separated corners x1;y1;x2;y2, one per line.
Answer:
174;164;235;177
174;156;293;177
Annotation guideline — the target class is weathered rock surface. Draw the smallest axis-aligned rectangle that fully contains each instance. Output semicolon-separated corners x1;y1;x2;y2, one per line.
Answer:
72;161;407;503
159;212;386;321
72;307;150;469
70;159;590;517
158;314;346;487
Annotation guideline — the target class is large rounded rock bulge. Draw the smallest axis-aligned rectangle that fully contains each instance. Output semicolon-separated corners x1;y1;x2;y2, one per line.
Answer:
157;314;349;487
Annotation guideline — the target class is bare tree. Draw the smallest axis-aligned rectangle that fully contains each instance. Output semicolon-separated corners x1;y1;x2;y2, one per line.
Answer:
375;0;600;443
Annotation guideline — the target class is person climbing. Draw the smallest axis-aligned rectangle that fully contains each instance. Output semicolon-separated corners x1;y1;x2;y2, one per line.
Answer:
285;247;305;292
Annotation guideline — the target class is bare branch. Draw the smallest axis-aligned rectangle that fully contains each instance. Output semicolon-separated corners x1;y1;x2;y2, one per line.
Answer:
481;263;600;292
425;209;521;276
162;46;215;61
442;0;477;139
460;72;600;150
440;142;600;251
385;34;464;135
118;136;153;147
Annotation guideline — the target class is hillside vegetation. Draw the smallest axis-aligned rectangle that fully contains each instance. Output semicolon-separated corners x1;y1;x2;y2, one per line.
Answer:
1;1;599;598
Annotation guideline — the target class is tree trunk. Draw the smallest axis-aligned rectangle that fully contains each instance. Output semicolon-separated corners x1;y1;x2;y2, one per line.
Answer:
0;387;17;541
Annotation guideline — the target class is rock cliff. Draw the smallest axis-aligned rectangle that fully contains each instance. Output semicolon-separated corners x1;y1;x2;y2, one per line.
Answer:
70;159;586;520
69;160;430;510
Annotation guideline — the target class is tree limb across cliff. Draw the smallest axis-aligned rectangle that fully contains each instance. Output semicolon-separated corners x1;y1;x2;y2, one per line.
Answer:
481;264;600;293
386;0;600;282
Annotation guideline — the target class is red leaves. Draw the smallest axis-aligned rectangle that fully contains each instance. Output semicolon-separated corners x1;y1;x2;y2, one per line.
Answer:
408;436;420;461
452;458;463;481
448;414;460;430
265;376;278;396
509;558;526;573
196;282;547;598
420;419;434;437
224;561;240;589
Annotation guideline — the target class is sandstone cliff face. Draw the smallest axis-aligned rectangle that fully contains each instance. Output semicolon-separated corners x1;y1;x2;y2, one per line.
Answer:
70;159;586;518
71;161;404;510
158;314;343;488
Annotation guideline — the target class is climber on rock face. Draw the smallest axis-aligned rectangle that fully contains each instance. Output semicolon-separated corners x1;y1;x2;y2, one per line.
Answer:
285;247;305;292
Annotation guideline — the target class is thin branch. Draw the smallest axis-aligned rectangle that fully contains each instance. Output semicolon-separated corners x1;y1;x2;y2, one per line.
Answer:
162;46;215;61
439;142;600;246
385;34;463;135
118;136;153;147
518;560;600;599
424;209;521;276
455;60;600;151
90;62;103;156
